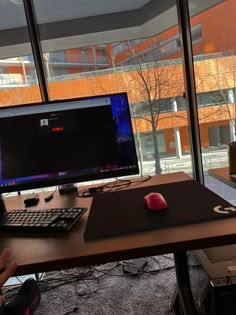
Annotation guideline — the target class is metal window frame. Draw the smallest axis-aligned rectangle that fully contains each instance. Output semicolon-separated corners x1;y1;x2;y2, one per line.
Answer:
176;0;204;184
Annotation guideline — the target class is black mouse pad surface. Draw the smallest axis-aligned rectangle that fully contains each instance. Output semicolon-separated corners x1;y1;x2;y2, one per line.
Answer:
84;180;236;240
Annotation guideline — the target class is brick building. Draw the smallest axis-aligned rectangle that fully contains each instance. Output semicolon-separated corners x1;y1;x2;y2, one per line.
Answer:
0;0;236;159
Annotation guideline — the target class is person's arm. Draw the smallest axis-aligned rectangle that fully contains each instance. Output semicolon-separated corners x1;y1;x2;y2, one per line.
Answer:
0;249;18;307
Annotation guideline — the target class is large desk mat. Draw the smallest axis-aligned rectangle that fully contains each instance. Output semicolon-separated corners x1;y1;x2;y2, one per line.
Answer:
84;180;236;240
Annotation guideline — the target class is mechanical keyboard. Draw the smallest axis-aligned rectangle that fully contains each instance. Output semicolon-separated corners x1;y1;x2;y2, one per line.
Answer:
0;207;87;232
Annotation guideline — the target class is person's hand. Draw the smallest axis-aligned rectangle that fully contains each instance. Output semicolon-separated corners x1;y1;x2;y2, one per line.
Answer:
0;248;18;288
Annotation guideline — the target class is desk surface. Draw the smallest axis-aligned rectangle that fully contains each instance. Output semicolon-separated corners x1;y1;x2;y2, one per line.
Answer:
2;171;236;276
208;167;236;189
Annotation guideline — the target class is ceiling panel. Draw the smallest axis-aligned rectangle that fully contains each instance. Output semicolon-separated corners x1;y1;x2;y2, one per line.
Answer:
0;0;225;58
34;0;151;23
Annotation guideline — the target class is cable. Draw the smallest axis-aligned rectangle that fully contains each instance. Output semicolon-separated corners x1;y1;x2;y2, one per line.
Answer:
125;175;152;185
77;175;151;198
3;253;175;312
44;187;57;202
77;178;129;198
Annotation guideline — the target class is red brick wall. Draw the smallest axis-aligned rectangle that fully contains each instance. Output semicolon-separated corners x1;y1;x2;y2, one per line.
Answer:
111;0;236;64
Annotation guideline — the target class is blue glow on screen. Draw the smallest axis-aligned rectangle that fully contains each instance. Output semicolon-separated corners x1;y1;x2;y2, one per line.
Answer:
110;94;133;138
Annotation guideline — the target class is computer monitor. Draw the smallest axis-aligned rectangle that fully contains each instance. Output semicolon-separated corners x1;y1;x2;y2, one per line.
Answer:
0;92;139;194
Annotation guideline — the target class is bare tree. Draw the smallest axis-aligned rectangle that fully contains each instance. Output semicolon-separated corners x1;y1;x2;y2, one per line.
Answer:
112;39;184;174
198;53;236;141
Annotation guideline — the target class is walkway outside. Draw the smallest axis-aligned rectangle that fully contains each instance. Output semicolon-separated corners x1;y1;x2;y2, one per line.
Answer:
142;147;228;176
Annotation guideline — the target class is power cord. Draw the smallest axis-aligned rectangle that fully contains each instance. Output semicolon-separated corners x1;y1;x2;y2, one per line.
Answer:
77;175;151;198
3;254;174;314
77;179;130;198
44;187;58;202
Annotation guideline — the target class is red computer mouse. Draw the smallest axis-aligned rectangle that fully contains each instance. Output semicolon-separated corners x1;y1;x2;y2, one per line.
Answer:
144;192;167;210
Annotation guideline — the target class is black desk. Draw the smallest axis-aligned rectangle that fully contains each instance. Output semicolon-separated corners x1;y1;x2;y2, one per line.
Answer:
1;172;236;315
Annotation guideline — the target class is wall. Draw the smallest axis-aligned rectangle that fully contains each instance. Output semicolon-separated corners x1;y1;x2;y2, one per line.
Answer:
1;54;235;153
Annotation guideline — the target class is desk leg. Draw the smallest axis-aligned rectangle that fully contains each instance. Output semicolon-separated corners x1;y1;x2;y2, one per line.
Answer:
35;273;40;281
174;252;198;315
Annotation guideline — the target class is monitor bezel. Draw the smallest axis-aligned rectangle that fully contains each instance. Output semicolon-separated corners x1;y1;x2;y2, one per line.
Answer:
0;92;139;193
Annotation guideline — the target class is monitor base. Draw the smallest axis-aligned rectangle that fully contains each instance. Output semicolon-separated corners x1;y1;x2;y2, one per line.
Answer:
58;184;77;195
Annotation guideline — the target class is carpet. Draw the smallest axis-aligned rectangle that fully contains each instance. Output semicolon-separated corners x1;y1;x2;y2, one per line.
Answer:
26;252;208;315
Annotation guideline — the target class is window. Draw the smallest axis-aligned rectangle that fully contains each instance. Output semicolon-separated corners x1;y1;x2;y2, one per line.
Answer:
52;68;68;77
81;50;88;63
49;51;66;63
208;125;230;147
197;90;227;107
28;68;36;81
0;67;8;74
112;42;130;55
112;24;202;65
157;98;173;113
176;96;186;110
160;38;180;56
132;98;175;116
191;24;202;43
159;24;202;57
141;131;166;161
190;0;236;195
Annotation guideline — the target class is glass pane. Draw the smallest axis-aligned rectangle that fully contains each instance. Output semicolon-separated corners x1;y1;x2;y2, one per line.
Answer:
189;3;236;302
0;2;41;106
32;0;195;178
189;0;236;204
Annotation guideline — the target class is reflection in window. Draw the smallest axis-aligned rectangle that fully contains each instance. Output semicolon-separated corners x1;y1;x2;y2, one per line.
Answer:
49;51;67;63
53;68;68;77
176;96;186;110
132;97;187;116
208;125;230;147
112;24;202;65
197;90;227;107
0;1;40;106
160;39;180;55
0;56;37;88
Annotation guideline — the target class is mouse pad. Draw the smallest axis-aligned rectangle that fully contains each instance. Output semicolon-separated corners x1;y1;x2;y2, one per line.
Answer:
84;180;236;240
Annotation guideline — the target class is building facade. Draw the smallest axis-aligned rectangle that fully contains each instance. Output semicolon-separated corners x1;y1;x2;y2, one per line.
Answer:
0;0;236;160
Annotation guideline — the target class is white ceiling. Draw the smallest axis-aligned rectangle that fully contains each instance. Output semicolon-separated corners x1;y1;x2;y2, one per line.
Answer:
34;0;151;24
0;0;152;30
0;0;225;58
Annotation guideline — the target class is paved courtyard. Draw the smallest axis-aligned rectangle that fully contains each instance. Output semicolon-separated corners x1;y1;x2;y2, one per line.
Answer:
142;148;228;176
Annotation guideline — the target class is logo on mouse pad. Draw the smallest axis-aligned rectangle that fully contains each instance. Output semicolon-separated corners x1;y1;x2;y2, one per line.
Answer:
213;205;236;214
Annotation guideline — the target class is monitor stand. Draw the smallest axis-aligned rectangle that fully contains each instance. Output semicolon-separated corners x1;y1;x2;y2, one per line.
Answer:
58;183;77;195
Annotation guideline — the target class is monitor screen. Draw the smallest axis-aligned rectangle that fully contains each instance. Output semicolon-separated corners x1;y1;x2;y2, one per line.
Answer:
0;92;139;193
